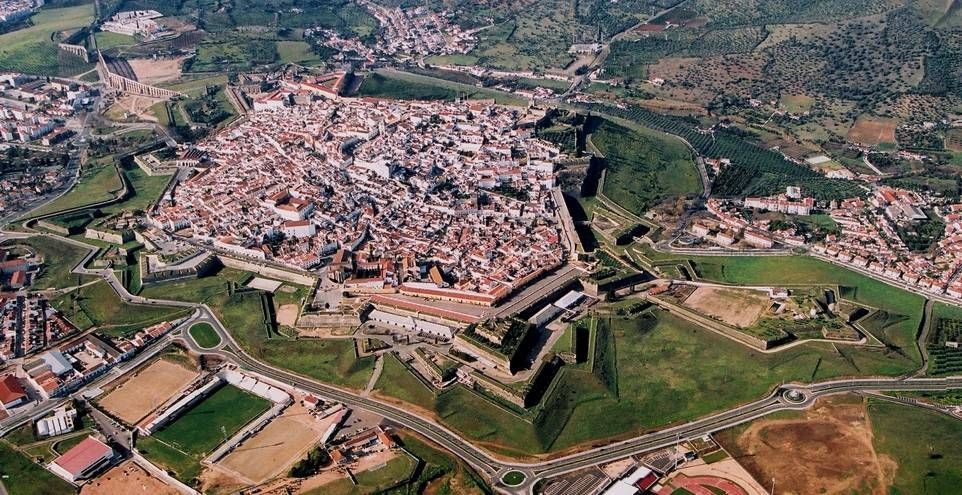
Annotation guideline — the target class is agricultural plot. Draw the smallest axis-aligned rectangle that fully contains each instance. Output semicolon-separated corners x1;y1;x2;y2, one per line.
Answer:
357;70;526;106
0;4;94;76
99;357;199;424
926;304;962;375
847;115;898;147
717;395;893;495
580;102;864;200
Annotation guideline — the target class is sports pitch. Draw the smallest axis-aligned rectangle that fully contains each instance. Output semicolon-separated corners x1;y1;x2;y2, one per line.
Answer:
99;358;199;424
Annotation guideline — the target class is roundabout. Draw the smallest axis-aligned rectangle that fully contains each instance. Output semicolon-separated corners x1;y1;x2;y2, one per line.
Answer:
782;388;809;405
188;322;222;349
501;470;527;487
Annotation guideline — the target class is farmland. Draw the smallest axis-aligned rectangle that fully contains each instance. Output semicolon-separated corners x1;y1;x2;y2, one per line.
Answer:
579;102;865;200
0;3;94;76
357;69;526;106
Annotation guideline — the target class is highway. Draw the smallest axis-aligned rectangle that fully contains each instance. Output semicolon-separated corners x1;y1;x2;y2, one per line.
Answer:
7;229;962;494
189;297;962;494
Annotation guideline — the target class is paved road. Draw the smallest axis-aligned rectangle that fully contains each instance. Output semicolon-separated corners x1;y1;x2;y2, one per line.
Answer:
188;302;962;494
9;230;962;495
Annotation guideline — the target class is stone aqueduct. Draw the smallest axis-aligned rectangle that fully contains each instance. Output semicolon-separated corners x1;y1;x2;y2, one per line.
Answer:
95;51;183;99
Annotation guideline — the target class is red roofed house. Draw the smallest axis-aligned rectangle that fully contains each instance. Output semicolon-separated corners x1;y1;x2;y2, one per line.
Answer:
0;374;27;409
48;436;116;483
8;270;26;289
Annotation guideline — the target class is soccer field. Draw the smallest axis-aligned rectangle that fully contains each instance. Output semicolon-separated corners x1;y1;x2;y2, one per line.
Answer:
153;384;270;456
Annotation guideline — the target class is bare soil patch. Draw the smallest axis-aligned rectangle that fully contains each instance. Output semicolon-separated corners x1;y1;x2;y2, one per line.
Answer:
218;404;325;483
82;460;178;495
683;287;770;328
104;94;164;122
277;304;300;327
128;56;186;84
720;396;897;495
847;116;897;146
99;358;198;424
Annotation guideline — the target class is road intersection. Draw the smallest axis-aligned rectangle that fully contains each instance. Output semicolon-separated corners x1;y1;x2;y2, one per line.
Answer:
5;229;962;494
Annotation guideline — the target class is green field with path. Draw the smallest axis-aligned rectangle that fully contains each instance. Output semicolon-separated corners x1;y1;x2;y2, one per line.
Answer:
0;3;94;75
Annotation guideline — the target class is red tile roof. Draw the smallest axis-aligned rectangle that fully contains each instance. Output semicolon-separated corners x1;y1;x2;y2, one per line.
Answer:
52;436;113;477
0;374;26;405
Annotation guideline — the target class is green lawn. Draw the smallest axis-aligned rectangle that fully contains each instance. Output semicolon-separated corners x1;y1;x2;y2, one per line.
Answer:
641;249;924;365
374;353;436;410
548;311;918;451
276;40;322;65
869;399;962;494
161;74;229;97
418;306;921;455
209;290;375;389
153;385;270;456
0;4;95;76
139;266;251;300
28;160;123;217
1;236;93;289
94;31;136;50
434;385;541;456
0;441;76;495
99;164;172;215
136;435;203;485
593;118;701;216
51;280;187;333
188;322;221;348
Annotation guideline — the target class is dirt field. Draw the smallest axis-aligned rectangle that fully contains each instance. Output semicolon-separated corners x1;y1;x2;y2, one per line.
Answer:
719;396;896;495
104;94;164;122
128;56;186;84
683;287;770;328
847;116;898;146
277;304;299;327
82;460;178;495
99;359;199;424
218;404;325;483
